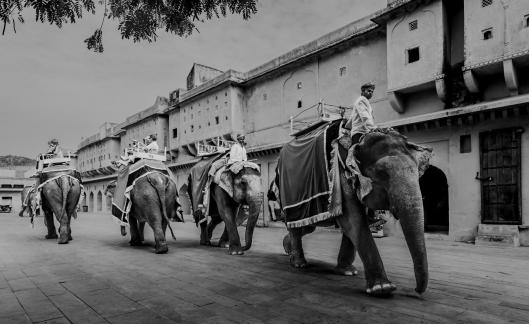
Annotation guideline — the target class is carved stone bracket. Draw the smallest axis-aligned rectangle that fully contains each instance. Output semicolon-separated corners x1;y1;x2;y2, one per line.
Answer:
388;91;405;113
463;70;480;94
435;75;447;102
503;59;519;96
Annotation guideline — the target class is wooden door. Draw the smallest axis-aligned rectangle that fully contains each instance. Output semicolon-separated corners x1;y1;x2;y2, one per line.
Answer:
479;127;522;224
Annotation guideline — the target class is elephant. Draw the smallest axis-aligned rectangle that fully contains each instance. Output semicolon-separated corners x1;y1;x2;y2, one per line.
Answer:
105;172;180;254
40;174;82;244
19;186;38;219
280;128;431;297
198;166;262;255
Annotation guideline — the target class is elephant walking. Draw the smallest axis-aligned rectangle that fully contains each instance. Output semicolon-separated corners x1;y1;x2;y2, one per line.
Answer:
278;126;431;296
106;172;180;254
198;166;261;255
40;175;82;244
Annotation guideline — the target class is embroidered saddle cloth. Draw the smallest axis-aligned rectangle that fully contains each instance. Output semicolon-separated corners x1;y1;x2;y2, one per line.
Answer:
277;121;343;229
111;159;179;225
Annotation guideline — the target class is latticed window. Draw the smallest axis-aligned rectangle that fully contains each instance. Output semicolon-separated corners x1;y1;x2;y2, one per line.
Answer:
409;20;418;31
482;0;492;7
483;28;493;40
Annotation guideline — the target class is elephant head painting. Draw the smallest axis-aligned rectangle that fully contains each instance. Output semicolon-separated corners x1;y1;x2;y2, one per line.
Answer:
277;124;431;297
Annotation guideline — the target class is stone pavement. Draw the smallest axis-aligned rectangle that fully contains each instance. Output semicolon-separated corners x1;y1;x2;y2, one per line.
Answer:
1;212;529;323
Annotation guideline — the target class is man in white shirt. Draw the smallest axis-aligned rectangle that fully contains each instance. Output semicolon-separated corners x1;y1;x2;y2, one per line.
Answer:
345;82;376;142
144;134;159;153
228;134;247;164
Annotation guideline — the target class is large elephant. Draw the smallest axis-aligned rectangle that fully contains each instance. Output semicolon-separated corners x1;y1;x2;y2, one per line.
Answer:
281;129;430;296
105;172;179;254
199;166;261;255
40;174;82;244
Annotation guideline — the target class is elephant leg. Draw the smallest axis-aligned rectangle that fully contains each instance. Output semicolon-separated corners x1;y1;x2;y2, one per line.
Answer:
18;207;25;217
289;228;307;268
138;222;145;242
129;216;143;246
283;225;315;256
147;216;168;254
213;186;243;255
337;177;395;296
335;234;358;276
218;226;229;248
42;205;57;240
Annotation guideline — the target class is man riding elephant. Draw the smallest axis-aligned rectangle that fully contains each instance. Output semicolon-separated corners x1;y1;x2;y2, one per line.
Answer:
107;155;183;254
276;83;431;297
188;135;262;255
30;138;82;244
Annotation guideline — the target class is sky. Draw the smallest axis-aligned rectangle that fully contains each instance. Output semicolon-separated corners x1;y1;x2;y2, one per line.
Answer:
0;0;386;158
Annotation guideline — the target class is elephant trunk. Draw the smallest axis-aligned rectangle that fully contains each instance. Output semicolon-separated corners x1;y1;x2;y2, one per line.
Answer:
243;198;260;251
389;174;428;294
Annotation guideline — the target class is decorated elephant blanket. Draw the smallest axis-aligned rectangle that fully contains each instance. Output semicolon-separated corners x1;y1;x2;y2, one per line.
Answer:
111;159;179;225
187;154;224;224
277;121;342;229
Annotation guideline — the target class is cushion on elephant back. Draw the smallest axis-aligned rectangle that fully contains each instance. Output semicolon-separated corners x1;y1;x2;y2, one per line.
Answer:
228;161;260;175
39;167;81;184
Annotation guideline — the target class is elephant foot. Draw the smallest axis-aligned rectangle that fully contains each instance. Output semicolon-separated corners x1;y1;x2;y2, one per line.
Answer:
366;281;396;297
218;240;229;248
335;265;358;276
45;233;58;239
290;252;308;269
129;240;144;247
68;235;73;241
282;234;292;256
18;211;24;217
228;246;244;255
57;235;69;245
200;240;212;246
155;243;168;254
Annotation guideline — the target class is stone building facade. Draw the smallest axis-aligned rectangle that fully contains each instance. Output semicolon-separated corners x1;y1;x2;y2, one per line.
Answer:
77;0;529;243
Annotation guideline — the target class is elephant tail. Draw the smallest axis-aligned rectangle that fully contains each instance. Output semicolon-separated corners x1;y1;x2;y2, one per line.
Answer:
147;173;176;240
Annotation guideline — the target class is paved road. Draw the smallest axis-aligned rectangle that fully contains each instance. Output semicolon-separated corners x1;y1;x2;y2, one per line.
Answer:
1;212;529;323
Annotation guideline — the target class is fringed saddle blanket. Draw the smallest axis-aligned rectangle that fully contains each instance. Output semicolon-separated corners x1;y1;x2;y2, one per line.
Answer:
111;159;179;226
187;154;224;224
277;121;342;229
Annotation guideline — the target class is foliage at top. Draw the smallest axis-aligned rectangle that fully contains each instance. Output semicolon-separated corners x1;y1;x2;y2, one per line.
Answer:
0;0;258;52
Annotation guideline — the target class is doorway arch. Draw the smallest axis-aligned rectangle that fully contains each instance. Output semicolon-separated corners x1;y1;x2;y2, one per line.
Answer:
419;165;449;233
97;191;103;212
88;192;94;213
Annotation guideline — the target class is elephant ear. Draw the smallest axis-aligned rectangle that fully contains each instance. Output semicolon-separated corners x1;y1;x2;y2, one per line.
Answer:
406;142;433;177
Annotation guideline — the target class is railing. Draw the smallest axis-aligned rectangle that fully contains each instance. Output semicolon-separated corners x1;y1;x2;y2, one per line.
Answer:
196;137;236;156
289;100;348;134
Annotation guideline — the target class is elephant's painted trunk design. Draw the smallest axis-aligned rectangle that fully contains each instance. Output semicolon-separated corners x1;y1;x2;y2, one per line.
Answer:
388;173;428;294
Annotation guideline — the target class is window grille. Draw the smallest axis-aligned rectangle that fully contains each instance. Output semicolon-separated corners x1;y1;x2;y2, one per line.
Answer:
297;82;302;89
409;20;418;30
482;0;492;7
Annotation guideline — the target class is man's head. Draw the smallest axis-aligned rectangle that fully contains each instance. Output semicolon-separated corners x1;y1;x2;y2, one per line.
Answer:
144;136;151;145
150;134;157;142
361;82;375;100
48;138;59;148
236;134;246;145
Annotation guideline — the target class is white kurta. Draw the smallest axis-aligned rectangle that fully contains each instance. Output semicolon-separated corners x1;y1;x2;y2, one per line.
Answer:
345;95;376;134
228;143;247;164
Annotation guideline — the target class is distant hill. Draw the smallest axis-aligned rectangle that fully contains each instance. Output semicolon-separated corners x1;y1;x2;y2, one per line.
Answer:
0;155;36;168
